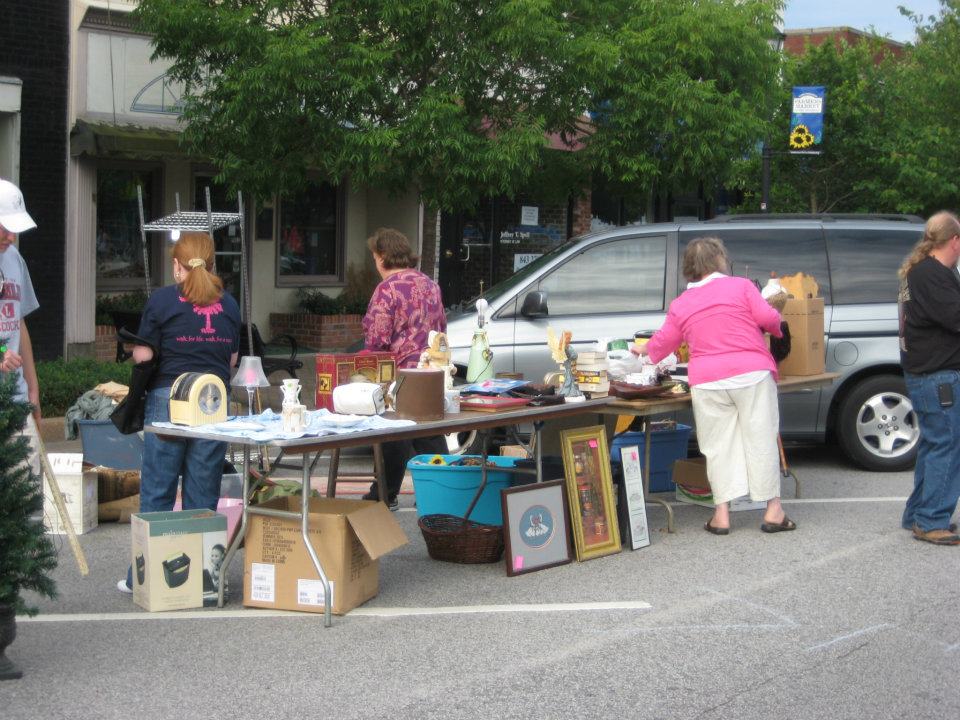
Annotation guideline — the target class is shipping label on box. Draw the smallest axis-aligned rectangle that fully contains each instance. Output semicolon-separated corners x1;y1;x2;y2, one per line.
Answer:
672;458;765;512
779;296;825;376
131;509;227;612
243;496;407;615
44;453;98;535
315;352;395;410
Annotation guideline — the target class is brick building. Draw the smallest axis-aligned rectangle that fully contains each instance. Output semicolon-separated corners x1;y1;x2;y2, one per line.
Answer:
784;26;905;60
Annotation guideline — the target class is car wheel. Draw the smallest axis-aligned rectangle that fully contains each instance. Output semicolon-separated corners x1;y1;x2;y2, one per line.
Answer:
836;374;918;471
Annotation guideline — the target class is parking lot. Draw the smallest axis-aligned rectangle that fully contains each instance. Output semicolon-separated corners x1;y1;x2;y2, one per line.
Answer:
3;444;959;720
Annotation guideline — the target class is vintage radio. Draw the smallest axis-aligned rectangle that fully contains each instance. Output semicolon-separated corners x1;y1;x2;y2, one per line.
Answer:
169;372;228;426
315;352;395;411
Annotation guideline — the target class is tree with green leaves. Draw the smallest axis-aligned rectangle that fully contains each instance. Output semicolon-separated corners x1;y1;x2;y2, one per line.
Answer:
733;37;902;214
0;374;57;617
880;0;960;215
135;0;783;212
584;0;782;203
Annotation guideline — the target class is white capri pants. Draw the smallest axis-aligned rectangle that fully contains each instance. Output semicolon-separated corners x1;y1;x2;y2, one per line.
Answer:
690;375;781;505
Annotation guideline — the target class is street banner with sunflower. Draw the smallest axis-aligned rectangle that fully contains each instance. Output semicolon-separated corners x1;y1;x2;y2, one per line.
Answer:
789;86;826;151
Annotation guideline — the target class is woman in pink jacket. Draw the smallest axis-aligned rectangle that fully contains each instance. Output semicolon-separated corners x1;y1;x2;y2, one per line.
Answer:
637;237;795;535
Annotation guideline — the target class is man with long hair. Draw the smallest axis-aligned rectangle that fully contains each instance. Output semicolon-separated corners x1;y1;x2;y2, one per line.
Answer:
898;211;960;545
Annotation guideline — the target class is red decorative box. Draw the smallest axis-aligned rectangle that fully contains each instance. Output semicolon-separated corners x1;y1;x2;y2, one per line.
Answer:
315;352;396;410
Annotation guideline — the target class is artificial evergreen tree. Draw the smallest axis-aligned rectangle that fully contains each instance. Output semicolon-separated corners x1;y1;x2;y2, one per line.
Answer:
0;374;57;680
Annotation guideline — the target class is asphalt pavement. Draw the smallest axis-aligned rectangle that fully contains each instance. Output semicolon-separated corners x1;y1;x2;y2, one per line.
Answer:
2;443;959;720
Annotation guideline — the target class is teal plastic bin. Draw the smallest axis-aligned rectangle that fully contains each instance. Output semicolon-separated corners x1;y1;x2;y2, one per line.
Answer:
609;424;692;493
408;454;519;525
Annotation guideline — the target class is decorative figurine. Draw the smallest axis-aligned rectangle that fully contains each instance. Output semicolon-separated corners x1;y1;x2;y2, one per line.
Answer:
547;327;584;401
417;330;456;390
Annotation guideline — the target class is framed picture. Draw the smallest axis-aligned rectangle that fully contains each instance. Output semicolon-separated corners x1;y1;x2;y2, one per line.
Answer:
617;445;650;550
560;425;622;561
501;480;572;576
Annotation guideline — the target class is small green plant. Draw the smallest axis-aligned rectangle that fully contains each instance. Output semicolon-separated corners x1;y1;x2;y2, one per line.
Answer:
0;375;57;615
36;358;133;417
296;261;376;315
95;291;148;326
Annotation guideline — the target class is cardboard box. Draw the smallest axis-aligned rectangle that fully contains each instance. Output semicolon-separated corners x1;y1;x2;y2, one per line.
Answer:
131;509;228;612
243;496;408;615
315;352;396;410
44;454;98;535
778;296;825;376
672;458;765;512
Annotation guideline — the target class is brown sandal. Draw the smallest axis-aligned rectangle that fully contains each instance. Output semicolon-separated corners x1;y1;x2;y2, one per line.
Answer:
760;517;797;533
704;520;730;536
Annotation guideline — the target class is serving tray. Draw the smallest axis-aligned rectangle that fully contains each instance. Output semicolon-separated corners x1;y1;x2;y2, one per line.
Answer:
609;380;681;400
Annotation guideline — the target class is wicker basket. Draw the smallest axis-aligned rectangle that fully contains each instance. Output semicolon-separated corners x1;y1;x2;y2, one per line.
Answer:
418;514;504;564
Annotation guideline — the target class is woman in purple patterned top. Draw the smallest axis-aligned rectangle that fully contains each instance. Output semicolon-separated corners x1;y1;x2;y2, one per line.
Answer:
363;228;446;368
362;228;449;508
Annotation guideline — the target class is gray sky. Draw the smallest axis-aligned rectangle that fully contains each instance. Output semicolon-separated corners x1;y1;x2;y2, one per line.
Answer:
783;0;944;42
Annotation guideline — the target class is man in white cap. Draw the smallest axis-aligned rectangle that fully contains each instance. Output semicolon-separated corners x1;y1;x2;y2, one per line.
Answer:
0;178;41;472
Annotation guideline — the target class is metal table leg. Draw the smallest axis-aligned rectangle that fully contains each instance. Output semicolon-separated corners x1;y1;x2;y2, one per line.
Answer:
777;435;801;498
219;444;250;608
643;421;675;533
299;451;332;628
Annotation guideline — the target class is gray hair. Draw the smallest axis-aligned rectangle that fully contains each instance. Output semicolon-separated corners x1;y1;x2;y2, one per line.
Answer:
682;236;730;282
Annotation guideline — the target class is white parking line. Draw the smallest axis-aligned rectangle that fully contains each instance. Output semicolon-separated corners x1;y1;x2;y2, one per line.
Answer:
19;600;652;624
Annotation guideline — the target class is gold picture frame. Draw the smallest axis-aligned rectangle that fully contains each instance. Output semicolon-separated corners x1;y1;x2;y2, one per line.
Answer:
560;425;622;561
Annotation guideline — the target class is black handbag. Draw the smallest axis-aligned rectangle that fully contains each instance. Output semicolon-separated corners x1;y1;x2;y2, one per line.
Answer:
770;321;792;363
110;329;158;435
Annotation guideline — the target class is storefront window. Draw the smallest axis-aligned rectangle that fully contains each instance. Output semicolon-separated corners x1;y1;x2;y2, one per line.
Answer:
96;167;159;290
277;181;343;285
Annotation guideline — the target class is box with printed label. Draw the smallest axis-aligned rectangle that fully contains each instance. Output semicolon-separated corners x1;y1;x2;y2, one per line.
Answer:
44;453;98;535
243;496;408;615
778;296;825;376
315;352;395;411
672;458;765;512
131;509;228;612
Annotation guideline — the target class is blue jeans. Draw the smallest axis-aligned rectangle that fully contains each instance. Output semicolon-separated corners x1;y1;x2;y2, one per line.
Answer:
126;387;227;589
140;386;227;513
902;370;960;531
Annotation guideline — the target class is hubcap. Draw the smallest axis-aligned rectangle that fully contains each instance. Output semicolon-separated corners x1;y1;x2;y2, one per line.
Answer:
855;391;918;459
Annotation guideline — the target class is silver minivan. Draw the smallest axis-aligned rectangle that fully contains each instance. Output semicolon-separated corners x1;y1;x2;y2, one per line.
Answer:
445;215;925;471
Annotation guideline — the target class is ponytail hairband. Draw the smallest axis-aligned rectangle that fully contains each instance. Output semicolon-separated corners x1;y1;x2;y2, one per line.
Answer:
187;258;205;269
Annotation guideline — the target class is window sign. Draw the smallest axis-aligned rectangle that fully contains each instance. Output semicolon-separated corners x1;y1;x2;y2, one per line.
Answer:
520;205;539;226
514;253;542;272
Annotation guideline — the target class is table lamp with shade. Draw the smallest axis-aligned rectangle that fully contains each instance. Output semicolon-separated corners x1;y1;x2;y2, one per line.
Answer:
232;356;271;416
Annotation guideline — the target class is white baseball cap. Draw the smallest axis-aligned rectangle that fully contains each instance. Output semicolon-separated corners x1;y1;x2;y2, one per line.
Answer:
0;179;37;233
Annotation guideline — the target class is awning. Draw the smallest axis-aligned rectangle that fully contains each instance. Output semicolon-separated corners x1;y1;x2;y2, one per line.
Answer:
69;119;189;161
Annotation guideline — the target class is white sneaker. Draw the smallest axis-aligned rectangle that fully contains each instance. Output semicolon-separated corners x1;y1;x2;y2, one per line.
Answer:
116;579;133;594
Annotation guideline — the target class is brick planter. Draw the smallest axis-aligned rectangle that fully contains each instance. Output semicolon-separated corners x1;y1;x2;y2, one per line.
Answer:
269;313;364;352
95;325;119;363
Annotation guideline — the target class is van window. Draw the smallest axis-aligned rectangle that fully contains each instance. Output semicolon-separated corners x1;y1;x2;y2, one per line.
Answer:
680;228;831;302
826;228;922;304
537;235;667;315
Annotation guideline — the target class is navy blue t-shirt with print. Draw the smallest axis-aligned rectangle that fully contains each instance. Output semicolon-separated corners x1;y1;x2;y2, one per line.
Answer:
137;285;241;389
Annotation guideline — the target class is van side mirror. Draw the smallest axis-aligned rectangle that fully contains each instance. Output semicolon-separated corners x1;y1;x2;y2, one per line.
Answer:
520;290;549;318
